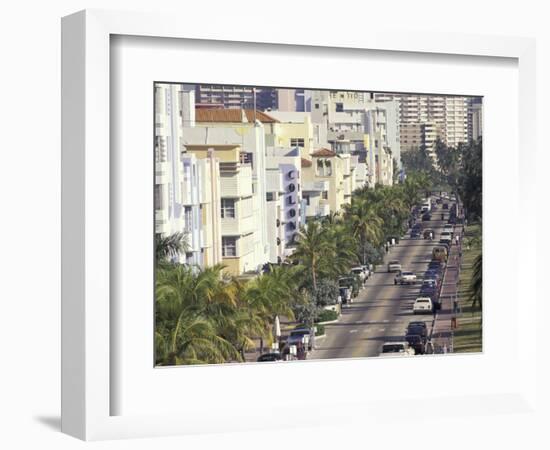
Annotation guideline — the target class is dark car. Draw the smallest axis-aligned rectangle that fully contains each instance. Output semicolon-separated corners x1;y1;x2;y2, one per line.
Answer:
411;228;421;238
442;203;449;210
405;333;426;354
422;213;431;221
257;353;283;362
425;269;442;279
407;321;428;335
422;279;437;289
407;322;428;338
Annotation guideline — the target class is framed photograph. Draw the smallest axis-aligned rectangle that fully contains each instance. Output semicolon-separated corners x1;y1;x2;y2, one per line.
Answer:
62;9;537;441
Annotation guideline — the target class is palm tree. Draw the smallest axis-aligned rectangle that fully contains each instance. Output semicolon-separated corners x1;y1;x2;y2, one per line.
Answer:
344;199;383;264
469;253;482;308
291;221;331;290
155;231;189;263
322;222;359;277
155;264;242;365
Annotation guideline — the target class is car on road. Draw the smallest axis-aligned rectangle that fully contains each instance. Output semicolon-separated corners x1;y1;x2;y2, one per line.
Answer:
439;231;452;244
379;342;415;356
350;266;368;282
432;246;448;262
443;224;454;233
410;228;421;238
257;352;283;362
422;279;438;290
422;212;431;221
387;260;402;273
339;276;360;297
442;203;449;210
406;321;428;339
413;297;434;314
339;286;352;304
394;270;417;285
287;328;315;350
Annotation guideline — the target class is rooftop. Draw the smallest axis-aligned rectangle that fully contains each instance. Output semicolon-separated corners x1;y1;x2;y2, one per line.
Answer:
195;108;279;123
311;148;336;157
301;158;312;168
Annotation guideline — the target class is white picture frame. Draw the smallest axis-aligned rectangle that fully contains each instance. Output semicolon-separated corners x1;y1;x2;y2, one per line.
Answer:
61;9;538;441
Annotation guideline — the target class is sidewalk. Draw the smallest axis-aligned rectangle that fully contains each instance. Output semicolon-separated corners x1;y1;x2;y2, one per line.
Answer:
431;224;463;353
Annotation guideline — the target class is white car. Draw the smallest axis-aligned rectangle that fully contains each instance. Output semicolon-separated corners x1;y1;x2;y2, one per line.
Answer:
443;224;454;235
439;231;452;244
387;260;402;273
394;271;417;285
379;342;415;356
413;297;434;314
351;266;368;281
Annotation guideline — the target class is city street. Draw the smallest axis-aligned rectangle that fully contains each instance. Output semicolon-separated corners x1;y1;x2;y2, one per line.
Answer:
312;206;453;359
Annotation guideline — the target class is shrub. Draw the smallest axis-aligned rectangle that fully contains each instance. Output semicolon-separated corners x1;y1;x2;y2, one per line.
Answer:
311;279;340;307
314;324;325;336
315;309;339;323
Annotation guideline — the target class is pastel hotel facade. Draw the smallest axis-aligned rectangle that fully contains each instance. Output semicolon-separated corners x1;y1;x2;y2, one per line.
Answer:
155;84;402;275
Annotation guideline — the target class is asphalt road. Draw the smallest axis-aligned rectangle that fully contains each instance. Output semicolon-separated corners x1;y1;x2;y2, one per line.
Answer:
311;207;450;360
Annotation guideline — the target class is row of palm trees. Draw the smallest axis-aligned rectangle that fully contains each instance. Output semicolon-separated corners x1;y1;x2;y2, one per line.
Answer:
155;173;432;365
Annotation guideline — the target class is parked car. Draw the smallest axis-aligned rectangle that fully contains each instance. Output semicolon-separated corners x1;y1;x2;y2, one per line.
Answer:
387;260;402;273
287;328;315;350
439;231;452;244
422;212;431;221
257;352;283;362
394;270;417;285
361;264;373;276
339;276;360;297
339;286;352;304
411;228;421;239
350;266;367;282
413;297;434;314
379;342;415;356
442;203;449;210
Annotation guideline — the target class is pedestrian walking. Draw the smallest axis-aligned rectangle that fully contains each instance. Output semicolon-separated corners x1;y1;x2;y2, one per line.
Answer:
455;235;459;245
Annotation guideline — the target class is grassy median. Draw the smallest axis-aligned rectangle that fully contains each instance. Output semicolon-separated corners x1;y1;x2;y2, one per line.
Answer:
454;223;482;353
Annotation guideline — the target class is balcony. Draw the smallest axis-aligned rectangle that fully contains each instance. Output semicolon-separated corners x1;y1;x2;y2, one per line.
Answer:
155;209;169;234
155;161;170;185
220;165;253;198
302;180;329;192
221;214;256;236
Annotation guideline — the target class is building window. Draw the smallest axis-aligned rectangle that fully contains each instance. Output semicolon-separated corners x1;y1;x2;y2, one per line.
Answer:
184;206;192;231
303;194;310;206
154;185;162;209
266;192;274;202
290;138;305;148
222;237;237;257
335;103;344;112
315;103;319;109
322;191;328;200
221;198;236;218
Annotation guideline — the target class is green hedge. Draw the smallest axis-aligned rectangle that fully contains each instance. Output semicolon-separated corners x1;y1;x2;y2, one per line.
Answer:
315;309;339;323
